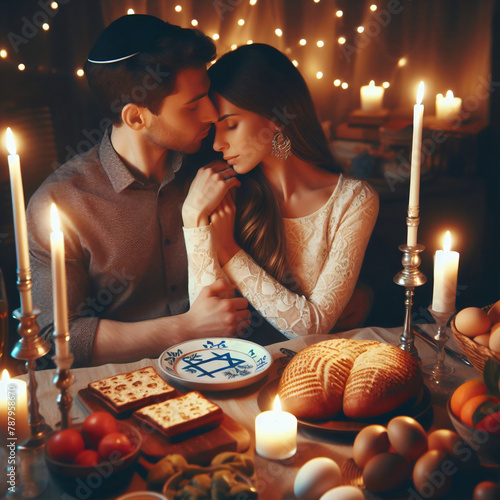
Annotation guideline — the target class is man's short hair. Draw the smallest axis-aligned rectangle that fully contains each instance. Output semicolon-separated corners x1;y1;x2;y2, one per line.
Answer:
84;15;216;124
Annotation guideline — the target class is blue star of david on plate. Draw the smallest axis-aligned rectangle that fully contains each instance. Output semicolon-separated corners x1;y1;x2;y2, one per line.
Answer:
180;351;248;378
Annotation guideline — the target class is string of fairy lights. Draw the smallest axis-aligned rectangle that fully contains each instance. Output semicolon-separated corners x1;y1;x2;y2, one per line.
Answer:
1;1;409;91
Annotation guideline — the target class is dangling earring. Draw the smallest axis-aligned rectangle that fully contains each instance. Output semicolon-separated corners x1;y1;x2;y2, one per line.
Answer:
271;130;291;160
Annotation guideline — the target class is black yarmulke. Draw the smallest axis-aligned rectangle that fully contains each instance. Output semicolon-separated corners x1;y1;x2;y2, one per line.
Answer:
87;14;169;64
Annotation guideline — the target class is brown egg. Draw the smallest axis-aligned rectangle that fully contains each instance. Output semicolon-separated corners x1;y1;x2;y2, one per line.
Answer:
427;429;479;471
489;323;500;352
387;416;428;462
413;450;454;498
455;307;491;337
353;424;390;468
474;333;491;347
487;300;500;325
473;481;500;500
362;452;411;492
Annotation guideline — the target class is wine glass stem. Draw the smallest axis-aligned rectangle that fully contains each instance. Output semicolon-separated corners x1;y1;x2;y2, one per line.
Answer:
435;325;447;368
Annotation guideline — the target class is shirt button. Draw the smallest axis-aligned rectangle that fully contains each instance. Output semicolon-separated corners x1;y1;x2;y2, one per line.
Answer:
171;285;178;292
164;239;171;246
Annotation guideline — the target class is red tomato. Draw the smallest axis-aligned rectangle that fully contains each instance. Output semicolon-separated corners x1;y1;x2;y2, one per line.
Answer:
81;411;119;449
47;429;85;463
475;411;500;435
74;449;99;467
98;432;134;462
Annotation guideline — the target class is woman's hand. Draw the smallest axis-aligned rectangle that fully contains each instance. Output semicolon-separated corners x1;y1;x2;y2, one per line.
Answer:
211;191;241;266
182;160;240;228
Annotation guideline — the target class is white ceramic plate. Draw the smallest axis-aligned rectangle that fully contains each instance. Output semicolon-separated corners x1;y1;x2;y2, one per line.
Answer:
158;338;272;391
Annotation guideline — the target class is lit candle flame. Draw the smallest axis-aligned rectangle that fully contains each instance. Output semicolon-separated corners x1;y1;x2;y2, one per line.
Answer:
1;369;9;382
446;90;454;99
444;230;452;252
273;395;281;411
6;127;16;155
369;80;375;87
51;203;60;232
416;81;424;105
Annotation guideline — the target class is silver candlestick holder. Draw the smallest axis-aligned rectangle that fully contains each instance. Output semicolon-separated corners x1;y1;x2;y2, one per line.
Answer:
393;215;427;362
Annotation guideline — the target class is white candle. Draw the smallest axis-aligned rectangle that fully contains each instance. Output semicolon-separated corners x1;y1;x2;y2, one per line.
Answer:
436;90;462;120
432;231;459;313
407;81;424;247
0;369;30;444
360;80;384;113
50;203;69;358
6;128;33;314
255;395;297;460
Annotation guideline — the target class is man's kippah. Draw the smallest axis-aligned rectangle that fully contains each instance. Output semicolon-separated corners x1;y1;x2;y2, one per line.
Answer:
87;14;169;64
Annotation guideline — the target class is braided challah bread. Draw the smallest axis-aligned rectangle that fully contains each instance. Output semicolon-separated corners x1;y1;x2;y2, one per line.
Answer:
278;339;421;419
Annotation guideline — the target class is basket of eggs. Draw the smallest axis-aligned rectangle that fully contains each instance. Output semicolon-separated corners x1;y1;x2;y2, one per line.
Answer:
451;300;500;373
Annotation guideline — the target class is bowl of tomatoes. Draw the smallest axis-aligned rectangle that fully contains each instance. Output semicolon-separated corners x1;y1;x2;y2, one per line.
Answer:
44;412;142;498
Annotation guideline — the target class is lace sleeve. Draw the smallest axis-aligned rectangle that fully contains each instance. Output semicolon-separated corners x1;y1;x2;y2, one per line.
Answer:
183;225;226;304
223;182;379;337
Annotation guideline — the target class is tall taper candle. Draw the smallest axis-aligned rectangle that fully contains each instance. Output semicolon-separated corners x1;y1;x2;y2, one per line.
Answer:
50;203;69;358
6;128;33;314
407;82;424;247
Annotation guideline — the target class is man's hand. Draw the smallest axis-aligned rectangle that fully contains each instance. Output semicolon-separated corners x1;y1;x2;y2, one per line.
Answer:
187;279;251;337
182;161;240;228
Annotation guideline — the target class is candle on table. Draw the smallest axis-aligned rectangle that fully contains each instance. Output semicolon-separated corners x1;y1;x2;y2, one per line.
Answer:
360;80;384;113
50;203;70;359
6;128;33;314
435;90;462;120
255;395;297;460
0;369;30;444
407;81;424;247
432;231;459;313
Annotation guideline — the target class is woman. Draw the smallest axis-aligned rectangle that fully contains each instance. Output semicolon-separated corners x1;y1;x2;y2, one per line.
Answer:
182;43;379;339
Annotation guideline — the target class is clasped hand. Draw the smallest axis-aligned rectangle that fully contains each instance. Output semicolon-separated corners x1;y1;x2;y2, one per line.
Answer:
182;160;240;228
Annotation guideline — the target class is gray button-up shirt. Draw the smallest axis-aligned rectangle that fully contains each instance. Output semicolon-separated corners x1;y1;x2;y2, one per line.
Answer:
27;132;192;367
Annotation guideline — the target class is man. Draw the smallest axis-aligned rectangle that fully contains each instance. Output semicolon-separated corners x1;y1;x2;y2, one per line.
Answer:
26;14;249;368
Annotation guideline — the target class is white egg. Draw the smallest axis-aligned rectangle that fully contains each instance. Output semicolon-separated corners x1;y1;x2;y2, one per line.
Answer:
294;457;342;500
319;485;365;500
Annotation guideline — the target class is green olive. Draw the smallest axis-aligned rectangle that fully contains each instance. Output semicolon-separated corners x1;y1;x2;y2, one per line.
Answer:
229;482;258;499
166;453;189;470
181;484;209;500
211;470;235;493
191;473;212;492
146;459;175;491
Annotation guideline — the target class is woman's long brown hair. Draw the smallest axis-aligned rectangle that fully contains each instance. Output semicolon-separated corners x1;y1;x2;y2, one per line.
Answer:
209;44;342;284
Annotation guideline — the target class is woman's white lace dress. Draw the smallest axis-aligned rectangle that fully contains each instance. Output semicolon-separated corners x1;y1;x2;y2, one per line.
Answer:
183;174;379;338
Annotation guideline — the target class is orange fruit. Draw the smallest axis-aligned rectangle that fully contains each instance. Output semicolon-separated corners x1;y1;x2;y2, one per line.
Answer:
450;379;487;418
460;395;497;427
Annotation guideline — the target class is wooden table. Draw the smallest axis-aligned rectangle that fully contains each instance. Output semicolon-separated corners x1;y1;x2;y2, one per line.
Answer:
6;325;493;499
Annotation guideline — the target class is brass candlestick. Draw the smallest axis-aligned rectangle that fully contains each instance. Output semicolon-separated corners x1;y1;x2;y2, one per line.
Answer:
11;307;52;449
52;332;74;430
393;215;427;362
